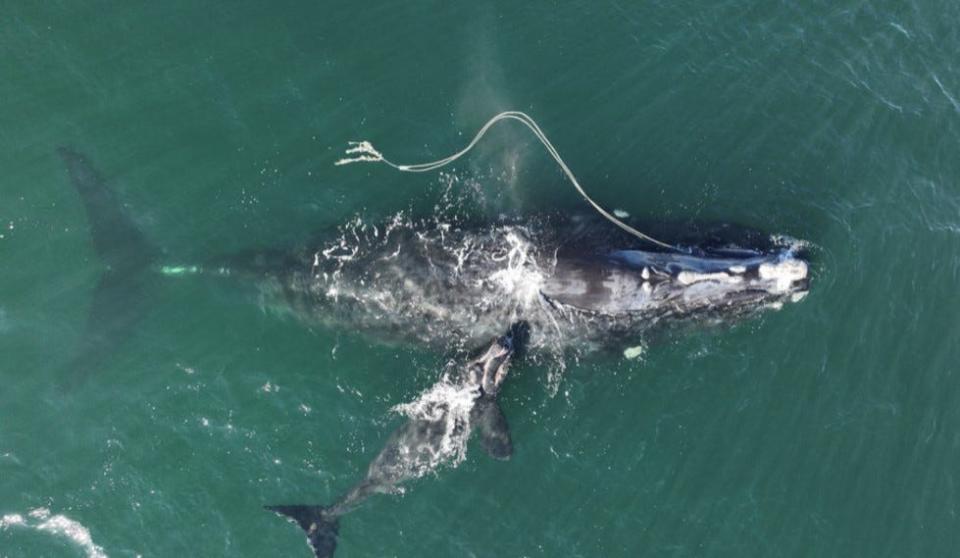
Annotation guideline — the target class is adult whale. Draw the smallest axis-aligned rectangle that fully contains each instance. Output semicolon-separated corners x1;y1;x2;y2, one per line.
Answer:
266;322;528;558
58;147;810;376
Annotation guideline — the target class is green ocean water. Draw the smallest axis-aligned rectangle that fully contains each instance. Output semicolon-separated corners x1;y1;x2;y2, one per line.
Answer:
3;1;960;557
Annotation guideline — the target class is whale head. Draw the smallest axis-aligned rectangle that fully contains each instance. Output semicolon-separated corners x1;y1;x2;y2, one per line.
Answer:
541;246;810;321
468;321;529;397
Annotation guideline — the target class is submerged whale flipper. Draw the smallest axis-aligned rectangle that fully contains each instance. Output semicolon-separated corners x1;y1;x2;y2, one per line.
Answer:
266;505;339;558
474;397;513;460
58;147;159;381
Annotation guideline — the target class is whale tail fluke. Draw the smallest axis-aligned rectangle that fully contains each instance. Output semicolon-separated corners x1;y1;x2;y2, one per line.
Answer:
58;147;160;383
266;505;340;558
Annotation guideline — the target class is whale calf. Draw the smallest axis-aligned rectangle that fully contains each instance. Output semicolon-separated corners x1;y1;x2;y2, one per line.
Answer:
266;322;528;557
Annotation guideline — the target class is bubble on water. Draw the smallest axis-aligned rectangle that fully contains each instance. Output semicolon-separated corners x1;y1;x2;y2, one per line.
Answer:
260;382;277;393
487;230;546;307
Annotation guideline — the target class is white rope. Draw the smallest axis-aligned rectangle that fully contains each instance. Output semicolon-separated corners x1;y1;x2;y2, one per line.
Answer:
335;111;678;251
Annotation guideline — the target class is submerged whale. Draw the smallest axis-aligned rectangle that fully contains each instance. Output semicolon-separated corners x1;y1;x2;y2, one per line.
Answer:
267;323;527;557
58;148;810;375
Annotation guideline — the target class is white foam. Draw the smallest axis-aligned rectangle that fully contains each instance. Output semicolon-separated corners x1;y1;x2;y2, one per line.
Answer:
889;21;912;39
1;508;107;558
769;234;812;253
390;376;480;476
1;513;26;527
487;230;545;306
260;382;278;393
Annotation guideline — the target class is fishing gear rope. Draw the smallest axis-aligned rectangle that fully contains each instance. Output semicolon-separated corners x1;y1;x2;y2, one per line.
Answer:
335;111;679;252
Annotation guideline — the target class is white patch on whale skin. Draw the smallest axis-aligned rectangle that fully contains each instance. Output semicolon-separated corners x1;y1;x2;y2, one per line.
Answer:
1;508;108;558
613;209;630;219
677;271;741;285
758;258;808;293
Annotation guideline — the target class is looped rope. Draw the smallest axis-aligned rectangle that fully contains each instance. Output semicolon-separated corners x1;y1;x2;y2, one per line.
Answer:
336;111;679;252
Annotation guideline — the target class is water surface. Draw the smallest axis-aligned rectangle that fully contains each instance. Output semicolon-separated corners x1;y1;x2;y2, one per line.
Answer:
2;2;959;556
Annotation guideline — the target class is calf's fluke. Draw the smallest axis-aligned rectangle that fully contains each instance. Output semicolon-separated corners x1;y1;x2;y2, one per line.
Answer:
265;505;339;558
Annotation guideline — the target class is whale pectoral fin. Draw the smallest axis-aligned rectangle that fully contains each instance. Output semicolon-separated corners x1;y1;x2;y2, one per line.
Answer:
474;398;513;460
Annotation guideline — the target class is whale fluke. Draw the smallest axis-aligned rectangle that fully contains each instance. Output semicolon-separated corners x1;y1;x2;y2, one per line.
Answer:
266;505;339;558
58;147;159;382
